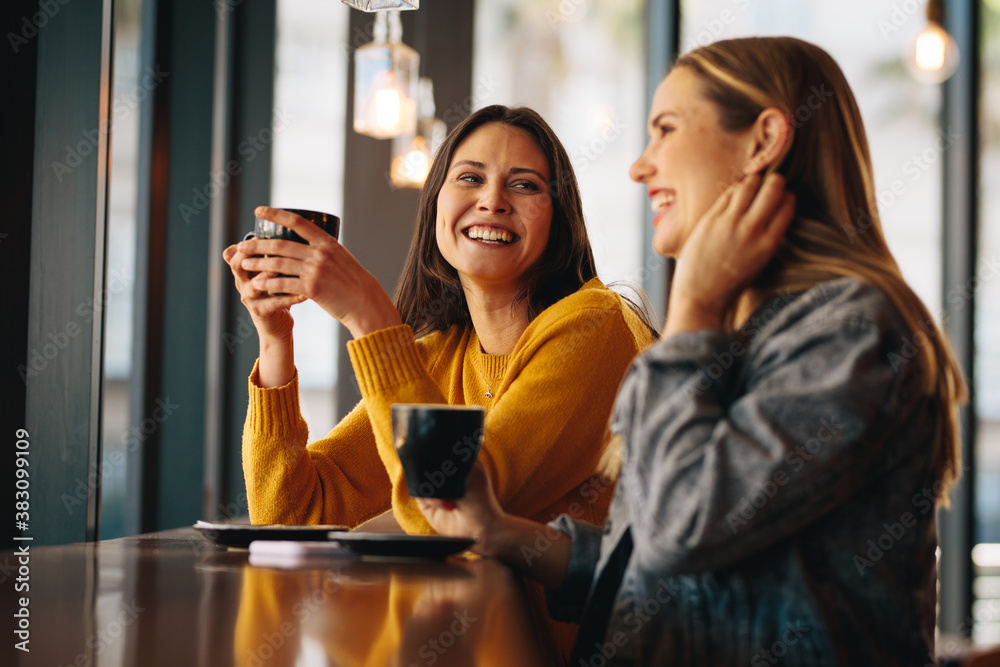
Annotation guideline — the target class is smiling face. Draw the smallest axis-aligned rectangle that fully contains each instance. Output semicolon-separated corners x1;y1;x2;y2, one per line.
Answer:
435;122;553;292
630;67;758;258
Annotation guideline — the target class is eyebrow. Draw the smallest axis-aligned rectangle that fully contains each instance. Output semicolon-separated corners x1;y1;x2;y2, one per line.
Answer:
648;111;679;128
449;160;547;180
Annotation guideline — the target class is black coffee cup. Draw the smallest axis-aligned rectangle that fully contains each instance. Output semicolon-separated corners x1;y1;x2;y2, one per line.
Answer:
392;404;485;499
251;208;340;295
254;208;340;243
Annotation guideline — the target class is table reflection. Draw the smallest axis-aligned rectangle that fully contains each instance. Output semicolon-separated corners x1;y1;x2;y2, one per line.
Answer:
5;528;552;667
234;556;551;667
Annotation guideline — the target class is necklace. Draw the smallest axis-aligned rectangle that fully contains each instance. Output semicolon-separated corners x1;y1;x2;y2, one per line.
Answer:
474;352;505;399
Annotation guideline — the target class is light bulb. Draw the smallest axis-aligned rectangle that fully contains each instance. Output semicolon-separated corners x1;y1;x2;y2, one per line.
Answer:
390;78;445;188
391;136;430;188
374;86;402;131
907;21;959;84
402;146;430;181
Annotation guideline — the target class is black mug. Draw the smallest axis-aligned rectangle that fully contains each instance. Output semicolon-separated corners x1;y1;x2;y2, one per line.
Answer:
253;208;340;243
392;404;485;499
249;208;340;295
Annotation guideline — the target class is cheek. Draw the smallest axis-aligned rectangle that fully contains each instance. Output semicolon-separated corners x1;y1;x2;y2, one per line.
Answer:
434;214;450;251
532;217;554;261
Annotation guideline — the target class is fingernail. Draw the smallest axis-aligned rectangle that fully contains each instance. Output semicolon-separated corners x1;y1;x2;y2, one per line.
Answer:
442;501;456;511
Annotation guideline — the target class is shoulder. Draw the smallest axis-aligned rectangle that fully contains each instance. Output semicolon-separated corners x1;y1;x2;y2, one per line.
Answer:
746;277;907;343
528;278;655;348
413;325;469;370
743;278;924;391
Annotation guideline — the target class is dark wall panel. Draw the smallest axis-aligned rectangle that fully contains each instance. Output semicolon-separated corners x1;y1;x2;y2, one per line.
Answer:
24;0;112;546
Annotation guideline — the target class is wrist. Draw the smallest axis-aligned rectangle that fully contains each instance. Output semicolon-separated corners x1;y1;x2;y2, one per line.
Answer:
664;296;727;335
258;334;295;388
345;310;403;340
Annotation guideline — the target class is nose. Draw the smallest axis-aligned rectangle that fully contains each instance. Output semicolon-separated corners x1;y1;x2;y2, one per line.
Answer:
629;143;655;183
478;181;509;214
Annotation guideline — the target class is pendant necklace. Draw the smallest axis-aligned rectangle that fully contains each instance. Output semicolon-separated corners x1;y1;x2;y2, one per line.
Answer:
474;353;505;399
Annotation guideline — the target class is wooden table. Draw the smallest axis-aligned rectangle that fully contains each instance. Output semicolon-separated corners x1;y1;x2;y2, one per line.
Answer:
5;527;555;666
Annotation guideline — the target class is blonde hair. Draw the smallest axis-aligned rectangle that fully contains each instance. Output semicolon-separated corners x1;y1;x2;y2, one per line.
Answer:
660;36;966;502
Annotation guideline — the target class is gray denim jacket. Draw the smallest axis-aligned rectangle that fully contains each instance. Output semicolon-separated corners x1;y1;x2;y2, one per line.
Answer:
550;278;944;666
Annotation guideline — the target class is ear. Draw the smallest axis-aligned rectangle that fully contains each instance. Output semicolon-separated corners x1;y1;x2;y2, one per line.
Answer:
743;108;792;175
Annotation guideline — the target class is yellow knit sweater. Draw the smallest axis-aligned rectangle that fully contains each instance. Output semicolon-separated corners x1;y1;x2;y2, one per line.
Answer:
242;277;654;533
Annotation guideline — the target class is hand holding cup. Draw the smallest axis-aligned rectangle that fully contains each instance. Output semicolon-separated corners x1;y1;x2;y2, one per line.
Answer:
229;206;402;339
252;208;340;296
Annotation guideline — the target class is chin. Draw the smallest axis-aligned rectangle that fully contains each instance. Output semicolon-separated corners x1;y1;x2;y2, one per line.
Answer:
652;232;679;258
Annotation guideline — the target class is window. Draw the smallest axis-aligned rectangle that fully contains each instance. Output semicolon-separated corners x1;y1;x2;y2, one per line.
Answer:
972;0;1000;646
472;0;648;292
100;0;143;540
270;0;351;438
679;0;944;316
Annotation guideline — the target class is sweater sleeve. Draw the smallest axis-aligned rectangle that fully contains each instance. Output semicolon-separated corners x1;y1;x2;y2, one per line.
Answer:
348;290;653;535
242;360;392;527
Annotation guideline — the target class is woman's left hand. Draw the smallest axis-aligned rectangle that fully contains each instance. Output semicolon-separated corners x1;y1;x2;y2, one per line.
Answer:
237;206;403;339
666;172;795;334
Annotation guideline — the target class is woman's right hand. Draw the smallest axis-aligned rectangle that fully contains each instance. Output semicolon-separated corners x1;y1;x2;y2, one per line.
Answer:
419;460;574;590
223;240;306;342
416;461;507;556
223;240;304;387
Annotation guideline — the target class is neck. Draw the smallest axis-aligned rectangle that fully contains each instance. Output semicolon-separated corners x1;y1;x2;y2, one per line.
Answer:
733;287;768;330
464;283;531;354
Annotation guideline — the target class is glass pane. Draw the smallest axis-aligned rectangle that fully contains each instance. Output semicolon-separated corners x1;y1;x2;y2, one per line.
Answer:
679;0;943;317
100;0;143;540
472;0;647;290
974;0;1000;647
271;0;351;439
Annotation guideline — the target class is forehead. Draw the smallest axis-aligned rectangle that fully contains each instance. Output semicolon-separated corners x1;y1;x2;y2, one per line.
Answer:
450;122;550;176
649;67;717;123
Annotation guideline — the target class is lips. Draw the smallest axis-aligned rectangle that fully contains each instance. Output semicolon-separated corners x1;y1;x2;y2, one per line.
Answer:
650;189;676;213
462;225;519;245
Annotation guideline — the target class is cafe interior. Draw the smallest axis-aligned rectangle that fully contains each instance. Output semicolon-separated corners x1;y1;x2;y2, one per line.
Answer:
3;0;1000;664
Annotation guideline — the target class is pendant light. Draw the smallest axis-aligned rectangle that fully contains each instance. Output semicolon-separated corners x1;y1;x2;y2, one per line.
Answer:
353;11;419;138
391;77;447;188
341;0;418;11
907;0;960;84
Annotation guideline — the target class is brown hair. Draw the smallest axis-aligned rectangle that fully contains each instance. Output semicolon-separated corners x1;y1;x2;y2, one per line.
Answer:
393;105;598;338
675;36;967;501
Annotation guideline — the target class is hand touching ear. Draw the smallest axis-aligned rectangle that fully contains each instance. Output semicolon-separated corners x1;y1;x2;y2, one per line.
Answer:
665;172;796;335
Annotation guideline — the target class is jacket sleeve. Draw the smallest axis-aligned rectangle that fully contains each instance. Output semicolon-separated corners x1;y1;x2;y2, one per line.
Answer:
349;302;650;534
545;515;604;623
614;308;923;574
242;361;392;527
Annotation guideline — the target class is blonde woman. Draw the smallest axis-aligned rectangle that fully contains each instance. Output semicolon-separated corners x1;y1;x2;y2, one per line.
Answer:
418;37;966;665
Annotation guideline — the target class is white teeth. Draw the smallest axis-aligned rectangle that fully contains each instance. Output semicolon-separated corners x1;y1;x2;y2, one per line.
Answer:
465;226;514;243
651;192;676;212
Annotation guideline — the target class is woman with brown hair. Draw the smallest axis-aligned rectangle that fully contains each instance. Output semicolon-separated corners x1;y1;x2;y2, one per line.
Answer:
417;37;966;665
223;104;656;658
